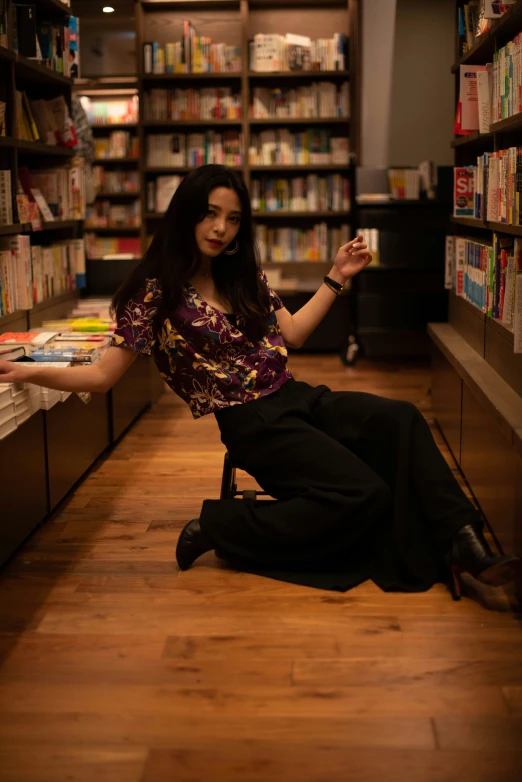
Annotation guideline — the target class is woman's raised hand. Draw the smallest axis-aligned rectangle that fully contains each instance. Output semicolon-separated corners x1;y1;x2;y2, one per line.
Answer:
333;235;373;281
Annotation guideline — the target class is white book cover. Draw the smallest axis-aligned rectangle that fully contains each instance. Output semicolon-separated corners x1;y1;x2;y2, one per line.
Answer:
477;67;491;133
445;236;455;290
460;64;488;130
484;1;516;19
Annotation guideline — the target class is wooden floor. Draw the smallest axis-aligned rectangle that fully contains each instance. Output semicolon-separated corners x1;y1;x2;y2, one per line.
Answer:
0;356;521;782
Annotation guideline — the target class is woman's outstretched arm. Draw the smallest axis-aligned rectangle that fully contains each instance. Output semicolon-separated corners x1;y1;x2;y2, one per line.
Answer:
275;234;372;349
0;345;138;393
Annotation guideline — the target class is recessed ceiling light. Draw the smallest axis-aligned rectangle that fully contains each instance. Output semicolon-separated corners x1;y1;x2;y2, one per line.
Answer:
102;6;115;12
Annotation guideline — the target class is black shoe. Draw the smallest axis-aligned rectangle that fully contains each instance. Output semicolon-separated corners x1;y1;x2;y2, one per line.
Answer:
446;523;521;601
176;518;214;571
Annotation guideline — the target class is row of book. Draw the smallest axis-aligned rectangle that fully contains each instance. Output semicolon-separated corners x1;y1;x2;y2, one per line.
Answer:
453;150;522;224
81;97;139;126
94;133;139;160
388;169;421;200
257;223;350;263
491;33;522;123
85;202;141;229
250;175;350;213
445;233;521;352
143;23;241;74
250;33;347;73
93;168;139;195
458;2;514;57
13;7;79;78
16;91;76;147
0;171;13;227
84;234;141;260
248;129;350;166
0;374;74;440
143;88;241;121
251;83;349;119
0;236;85;316
18;162;86;222
146;176;182;215
146;131;243;168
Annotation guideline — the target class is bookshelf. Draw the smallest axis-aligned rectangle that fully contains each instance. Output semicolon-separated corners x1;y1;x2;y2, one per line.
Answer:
429;0;522;593
0;0;86;331
135;0;359;328
73;75;141;289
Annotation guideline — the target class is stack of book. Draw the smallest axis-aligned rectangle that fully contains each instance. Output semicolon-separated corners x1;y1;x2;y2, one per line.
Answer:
16;92;76;147
82;96;139;125
0;170;13;227
95;133;139;159
143;22;241;74
13;9;78;77
18;163;86;222
147;175;183;214
445;234;522;351
250;32;347;72
0;331;58;355
144;87;241;121
93;168;139;194
257;222;350;263
388;169;420;200
85;201;141;229
248;129;349;165
84;233;141;260
453;148;522;225
251;174;350;213
250;82;349;119
146;131;243;168
0;236;85;316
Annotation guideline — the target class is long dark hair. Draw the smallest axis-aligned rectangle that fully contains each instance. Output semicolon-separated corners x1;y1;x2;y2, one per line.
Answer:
110;164;270;343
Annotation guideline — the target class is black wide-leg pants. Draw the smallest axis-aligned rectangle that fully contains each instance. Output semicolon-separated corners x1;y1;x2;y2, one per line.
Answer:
201;378;481;593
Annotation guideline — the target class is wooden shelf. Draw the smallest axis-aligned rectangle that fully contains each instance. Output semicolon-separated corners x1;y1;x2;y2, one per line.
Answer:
248;70;349;80
451;131;492;148
36;0;72;15
38;220;81;231
450;216;489;230
451;215;522;236
142;119;242;127
141;0;240;7
94;157;139;164
28;290;77;316
0;136;16;148
357;199;452;208
0;46;16;64
144;165;242;173
452;0;522;70
0;307;27;329
0;223;24;236
90;123;138;130
84;225;142;233
95;192;141;198
250;117;349;125
141;72;241;80
17;140;74;157
490;113;522;133
253;210;351;218
15;56;72;87
250;164;349;172
87;256;140;262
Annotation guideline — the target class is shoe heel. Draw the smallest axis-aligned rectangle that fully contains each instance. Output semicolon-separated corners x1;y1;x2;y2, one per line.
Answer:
449;564;462;601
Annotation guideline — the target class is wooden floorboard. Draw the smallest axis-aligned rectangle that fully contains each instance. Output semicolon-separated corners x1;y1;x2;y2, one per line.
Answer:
0;356;521;782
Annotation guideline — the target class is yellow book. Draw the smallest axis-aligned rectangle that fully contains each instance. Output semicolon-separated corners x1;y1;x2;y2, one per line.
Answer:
22;92;40;142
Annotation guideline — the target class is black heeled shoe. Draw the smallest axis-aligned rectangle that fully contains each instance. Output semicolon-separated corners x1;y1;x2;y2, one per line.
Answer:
446;523;521;601
176;518;215;571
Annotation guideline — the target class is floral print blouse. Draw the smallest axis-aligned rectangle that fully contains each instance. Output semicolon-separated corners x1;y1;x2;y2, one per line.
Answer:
110;269;293;419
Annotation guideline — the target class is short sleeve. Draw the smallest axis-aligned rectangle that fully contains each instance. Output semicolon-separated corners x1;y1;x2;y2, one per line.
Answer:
110;282;160;356
258;268;284;312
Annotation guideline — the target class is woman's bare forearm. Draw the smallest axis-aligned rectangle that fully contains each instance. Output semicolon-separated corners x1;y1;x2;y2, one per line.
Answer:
290;267;343;348
23;363;107;393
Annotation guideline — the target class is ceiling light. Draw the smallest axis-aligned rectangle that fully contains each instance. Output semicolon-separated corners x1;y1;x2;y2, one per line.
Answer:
103;6;115;12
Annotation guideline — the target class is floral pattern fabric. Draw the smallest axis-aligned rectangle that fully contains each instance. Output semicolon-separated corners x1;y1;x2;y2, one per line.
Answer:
110;269;293;419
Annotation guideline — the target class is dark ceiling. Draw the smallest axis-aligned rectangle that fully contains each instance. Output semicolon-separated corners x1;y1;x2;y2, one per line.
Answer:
71;1;136;21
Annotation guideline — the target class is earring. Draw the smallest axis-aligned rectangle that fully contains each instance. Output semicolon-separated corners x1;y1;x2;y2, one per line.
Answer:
224;240;239;255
